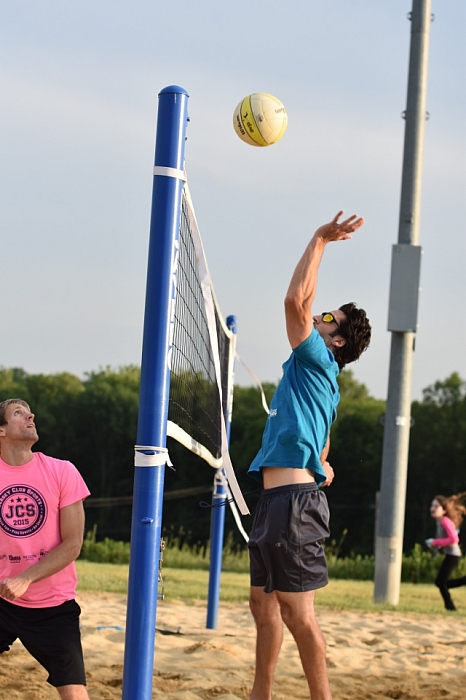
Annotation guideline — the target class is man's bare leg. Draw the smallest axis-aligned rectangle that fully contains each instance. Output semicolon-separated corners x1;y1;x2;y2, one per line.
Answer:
57;685;89;700
249;586;283;700
276;589;331;700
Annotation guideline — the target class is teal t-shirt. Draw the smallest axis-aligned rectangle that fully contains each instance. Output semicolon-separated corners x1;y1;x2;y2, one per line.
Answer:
248;330;340;485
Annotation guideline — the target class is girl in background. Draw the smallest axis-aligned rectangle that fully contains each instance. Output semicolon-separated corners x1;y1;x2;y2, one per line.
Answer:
426;494;466;611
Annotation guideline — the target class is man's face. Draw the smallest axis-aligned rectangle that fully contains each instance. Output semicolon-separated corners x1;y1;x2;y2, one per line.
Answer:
0;403;39;445
313;310;347;350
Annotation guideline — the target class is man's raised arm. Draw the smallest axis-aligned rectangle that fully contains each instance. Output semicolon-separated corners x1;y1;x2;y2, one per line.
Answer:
284;211;364;348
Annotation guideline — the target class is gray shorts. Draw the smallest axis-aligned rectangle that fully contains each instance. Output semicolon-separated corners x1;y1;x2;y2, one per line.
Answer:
248;482;330;593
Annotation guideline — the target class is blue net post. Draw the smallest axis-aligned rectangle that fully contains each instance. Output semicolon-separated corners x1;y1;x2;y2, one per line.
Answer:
206;314;237;629
122;85;189;700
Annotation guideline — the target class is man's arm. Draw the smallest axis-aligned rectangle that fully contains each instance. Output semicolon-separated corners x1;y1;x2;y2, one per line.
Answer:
284;211;364;348
0;501;85;601
320;435;334;487
320;435;330;464
320;461;334;487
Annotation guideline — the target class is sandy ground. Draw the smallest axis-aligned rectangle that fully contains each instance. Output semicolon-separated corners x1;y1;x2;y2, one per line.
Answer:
1;592;465;699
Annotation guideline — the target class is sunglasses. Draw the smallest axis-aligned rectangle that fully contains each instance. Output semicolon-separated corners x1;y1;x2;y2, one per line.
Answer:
321;312;340;328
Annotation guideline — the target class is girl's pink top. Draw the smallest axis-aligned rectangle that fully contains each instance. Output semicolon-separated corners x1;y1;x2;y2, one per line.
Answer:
432;516;459;547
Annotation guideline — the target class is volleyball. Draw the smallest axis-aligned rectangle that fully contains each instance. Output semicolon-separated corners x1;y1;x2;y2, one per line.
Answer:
233;93;287;147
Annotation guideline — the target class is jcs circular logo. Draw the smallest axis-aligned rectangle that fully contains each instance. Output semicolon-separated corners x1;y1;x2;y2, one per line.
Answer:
0;485;47;537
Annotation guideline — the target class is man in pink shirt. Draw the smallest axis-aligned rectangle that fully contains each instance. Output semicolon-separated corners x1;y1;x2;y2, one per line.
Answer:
0;398;90;700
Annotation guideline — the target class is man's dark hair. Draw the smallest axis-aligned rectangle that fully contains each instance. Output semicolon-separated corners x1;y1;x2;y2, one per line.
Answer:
331;302;371;371
0;399;30;426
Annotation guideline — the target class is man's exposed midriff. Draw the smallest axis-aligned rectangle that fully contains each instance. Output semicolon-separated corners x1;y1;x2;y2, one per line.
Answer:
262;466;316;490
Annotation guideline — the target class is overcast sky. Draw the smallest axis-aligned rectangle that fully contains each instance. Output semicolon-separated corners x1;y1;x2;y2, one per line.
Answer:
1;1;465;401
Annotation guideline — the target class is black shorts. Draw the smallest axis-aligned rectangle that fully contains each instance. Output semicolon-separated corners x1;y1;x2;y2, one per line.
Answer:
248;482;330;593
0;597;86;687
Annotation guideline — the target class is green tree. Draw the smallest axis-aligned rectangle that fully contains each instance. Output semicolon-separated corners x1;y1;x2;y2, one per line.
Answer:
0;367;85;457
0;367;29;398
229;383;276;489
326;370;385;555
71;366;140;540
405;373;466;549
74;366;139;494
5;364;465;556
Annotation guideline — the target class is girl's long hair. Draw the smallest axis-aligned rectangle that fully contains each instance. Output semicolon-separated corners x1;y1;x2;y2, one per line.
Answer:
435;493;466;529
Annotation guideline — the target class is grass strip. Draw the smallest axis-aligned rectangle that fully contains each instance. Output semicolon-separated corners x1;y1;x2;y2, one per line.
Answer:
76;561;466;616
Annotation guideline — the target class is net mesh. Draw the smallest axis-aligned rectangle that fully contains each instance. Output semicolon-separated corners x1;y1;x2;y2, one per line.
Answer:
168;192;231;460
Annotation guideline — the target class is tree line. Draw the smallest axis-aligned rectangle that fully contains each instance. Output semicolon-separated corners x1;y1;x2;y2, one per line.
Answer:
0;366;464;556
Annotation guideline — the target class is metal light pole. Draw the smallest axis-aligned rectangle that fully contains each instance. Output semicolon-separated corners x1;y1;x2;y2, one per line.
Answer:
374;0;432;604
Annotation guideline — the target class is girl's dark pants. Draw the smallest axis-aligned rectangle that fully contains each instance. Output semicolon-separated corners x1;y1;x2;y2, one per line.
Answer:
435;554;461;610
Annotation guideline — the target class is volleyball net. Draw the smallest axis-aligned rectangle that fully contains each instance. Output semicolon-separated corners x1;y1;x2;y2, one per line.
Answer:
166;184;249;519
167;189;230;469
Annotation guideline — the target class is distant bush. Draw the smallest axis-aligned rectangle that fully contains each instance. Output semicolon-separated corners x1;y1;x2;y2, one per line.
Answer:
79;527;249;571
328;544;466;583
161;532;249;572
80;525;130;564
401;543;466;583
327;554;374;580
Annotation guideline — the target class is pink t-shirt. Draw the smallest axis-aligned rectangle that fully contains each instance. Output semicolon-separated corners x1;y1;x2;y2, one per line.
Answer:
0;452;90;608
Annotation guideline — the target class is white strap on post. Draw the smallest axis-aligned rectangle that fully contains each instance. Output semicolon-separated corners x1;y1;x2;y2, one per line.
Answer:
153;166;186;181
134;446;173;468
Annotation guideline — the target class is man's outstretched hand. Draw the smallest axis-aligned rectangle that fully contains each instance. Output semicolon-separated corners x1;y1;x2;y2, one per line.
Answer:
314;211;365;244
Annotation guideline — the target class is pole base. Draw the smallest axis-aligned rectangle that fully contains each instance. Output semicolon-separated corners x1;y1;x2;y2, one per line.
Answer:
373;535;403;605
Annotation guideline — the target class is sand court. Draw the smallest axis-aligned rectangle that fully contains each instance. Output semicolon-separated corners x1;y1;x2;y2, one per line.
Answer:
0;591;465;698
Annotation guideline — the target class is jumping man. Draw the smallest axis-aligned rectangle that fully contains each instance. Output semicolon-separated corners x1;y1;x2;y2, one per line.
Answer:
247;212;371;700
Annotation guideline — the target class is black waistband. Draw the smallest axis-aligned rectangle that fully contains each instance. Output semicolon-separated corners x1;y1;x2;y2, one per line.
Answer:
261;482;319;497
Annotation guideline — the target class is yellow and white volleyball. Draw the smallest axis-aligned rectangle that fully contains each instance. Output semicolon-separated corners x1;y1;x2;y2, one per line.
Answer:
233;93;288;147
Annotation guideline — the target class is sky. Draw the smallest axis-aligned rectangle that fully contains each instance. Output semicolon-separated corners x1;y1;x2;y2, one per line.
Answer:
1;1;465;402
